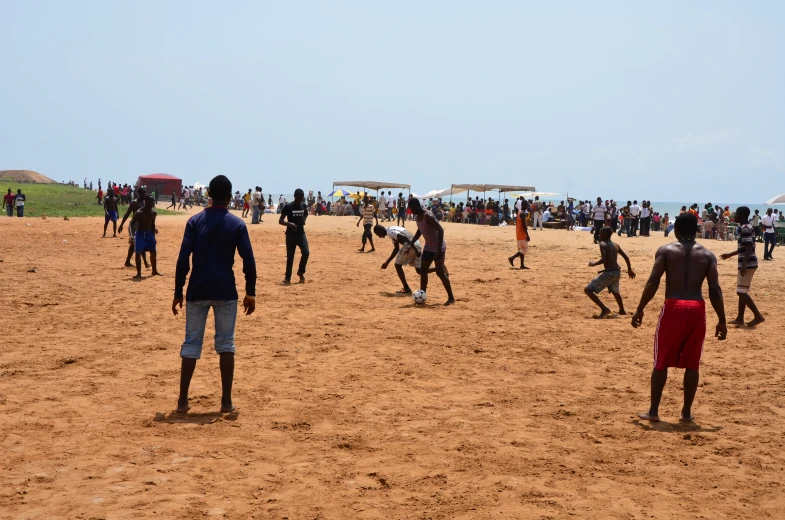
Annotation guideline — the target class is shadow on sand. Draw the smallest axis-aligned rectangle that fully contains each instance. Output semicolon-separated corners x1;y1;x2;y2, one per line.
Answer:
632;418;722;434
154;410;239;425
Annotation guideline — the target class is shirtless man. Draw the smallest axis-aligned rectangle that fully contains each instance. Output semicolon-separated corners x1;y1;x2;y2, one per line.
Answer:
374;224;437;294
584;226;635;318
103;189;119;237
118;188;149;269
408;198;455;305
130;196;161;279
632;213;726;423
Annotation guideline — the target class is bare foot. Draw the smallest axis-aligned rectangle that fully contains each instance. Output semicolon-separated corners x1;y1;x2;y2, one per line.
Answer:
152;271;163;276
368;248;375;253
679;414;694;423
508;257;515;267
638;412;660;422
594;309;612;319
444;298;456;306
728;318;745;327
124;262;133;268
281;279;291;285
618;310;628;316
133;273;143;279
298;275;305;284
220;405;237;413
747;316;765;327
520;265;530;270
175;404;190;414
357;248;365;252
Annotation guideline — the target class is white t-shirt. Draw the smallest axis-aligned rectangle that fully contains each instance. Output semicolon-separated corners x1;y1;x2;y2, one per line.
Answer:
641;207;650;218
629;204;640;217
387;196;395;209
378;194;386;207
15;194;25;207
542;210;551;222
593;203;606;220
515;199;522;211
761;215;776;233
251;191;261;207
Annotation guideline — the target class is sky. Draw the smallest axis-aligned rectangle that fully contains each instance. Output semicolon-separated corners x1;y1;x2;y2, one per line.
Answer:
1;1;783;202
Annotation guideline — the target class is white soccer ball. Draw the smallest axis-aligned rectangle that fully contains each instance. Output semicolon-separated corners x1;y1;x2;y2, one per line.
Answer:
413;289;427;305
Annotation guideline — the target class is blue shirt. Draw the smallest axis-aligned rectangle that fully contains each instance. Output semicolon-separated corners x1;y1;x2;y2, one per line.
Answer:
175;207;256;301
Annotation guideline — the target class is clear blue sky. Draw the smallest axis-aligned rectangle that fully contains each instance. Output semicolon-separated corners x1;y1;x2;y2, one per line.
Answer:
2;1;783;202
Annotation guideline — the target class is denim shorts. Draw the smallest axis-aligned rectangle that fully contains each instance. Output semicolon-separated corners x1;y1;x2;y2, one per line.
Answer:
180;300;238;359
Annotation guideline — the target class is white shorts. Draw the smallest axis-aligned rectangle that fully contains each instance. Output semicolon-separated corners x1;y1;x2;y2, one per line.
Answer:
395;243;422;269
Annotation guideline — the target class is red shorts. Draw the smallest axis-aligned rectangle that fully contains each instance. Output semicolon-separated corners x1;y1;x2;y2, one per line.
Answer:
243;203;250;210
654;299;706;370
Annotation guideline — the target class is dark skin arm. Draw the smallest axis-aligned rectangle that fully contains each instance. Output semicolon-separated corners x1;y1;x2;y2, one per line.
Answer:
617;245;636;279
720;243;751;277
382;242;400;269
588;242;607;268
117;202;138;233
706;255;727;340
631;247;666;327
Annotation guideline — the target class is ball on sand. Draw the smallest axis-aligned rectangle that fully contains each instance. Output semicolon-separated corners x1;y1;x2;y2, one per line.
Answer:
413;289;427;305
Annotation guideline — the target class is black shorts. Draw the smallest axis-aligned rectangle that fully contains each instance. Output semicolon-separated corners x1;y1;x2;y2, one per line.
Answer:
421;249;445;263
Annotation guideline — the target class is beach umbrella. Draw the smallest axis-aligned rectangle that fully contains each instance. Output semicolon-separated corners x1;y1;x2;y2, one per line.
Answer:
328;189;351;197
765;193;785;204
349;191;367;200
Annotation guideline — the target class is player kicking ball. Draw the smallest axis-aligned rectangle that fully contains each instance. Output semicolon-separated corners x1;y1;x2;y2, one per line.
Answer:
374;224;439;294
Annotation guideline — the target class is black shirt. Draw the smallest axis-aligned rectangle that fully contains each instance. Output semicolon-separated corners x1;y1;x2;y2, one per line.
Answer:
281;201;307;234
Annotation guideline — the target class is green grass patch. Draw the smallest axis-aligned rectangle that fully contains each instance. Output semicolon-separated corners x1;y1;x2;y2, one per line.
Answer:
4;183;177;217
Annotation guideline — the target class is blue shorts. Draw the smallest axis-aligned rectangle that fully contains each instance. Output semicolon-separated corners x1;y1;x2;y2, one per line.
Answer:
105;210;118;223
134;230;156;253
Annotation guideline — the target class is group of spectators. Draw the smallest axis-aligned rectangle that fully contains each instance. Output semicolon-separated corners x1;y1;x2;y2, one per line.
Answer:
4;188;26;217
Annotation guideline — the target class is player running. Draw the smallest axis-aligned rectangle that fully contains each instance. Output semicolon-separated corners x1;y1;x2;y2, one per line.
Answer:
103;189;119;237
584;226;636;318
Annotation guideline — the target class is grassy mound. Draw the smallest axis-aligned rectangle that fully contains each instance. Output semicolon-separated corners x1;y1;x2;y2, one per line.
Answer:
3;184;176;218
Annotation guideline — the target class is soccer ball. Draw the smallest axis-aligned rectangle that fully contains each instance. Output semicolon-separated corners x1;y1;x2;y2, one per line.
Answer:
413;290;427;305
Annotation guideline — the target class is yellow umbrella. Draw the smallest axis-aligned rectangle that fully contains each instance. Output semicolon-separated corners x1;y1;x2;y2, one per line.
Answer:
349;191;367;200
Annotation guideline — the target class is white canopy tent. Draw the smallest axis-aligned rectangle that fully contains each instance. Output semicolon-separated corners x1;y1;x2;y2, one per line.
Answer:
765;193;785;205
448;183;536;202
332;180;411;196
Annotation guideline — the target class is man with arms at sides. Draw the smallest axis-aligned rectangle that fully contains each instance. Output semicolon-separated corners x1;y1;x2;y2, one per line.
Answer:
408;198;455;305
4;188;15;217
759;208;776;261
103;188;119;237
632;213;726;423
397;193;407;227
720;206;764;327
584;226;635;318
130;196;161;279
628;200;641;237
592;197;606;244
173;175;256;414
279;189;310;285
118;187;149;269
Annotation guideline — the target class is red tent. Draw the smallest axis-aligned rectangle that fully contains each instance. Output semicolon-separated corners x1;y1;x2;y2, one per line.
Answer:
135;173;182;199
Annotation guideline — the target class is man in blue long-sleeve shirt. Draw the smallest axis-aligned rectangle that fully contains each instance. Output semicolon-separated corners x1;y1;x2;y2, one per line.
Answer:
172;175;256;414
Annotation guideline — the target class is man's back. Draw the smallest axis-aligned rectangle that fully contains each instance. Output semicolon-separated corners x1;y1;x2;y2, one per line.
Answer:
661;241;715;300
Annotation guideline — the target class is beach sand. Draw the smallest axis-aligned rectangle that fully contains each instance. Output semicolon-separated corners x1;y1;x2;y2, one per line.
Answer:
1;211;783;519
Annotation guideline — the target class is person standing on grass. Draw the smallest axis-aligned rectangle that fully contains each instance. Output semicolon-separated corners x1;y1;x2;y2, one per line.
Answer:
103;189;119;237
357;199;379;252
173;175;256;414
508;202;531;269
4;189;15;217
720;206;765;327
279;188;309;285
409;198;455;305
632;213;726;423
14;189;25;217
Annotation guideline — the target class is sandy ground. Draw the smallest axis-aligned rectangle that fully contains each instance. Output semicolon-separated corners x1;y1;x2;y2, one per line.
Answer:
1;210;784;520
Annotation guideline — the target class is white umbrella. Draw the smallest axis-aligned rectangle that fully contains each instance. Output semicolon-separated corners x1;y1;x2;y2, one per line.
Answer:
765;193;785;204
511;191;562;198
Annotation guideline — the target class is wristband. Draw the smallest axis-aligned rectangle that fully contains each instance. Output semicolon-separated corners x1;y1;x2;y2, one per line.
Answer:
244;295;255;300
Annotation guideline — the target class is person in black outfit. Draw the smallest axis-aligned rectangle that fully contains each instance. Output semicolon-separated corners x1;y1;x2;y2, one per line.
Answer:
279;188;309;285
397;193;407;227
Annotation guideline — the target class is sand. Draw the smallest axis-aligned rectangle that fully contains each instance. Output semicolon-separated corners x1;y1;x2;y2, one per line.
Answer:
1;211;783;519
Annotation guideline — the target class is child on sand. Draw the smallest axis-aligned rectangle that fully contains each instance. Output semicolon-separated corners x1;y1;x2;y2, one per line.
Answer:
508;202;530;269
584;226;635;318
130;196;161;278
